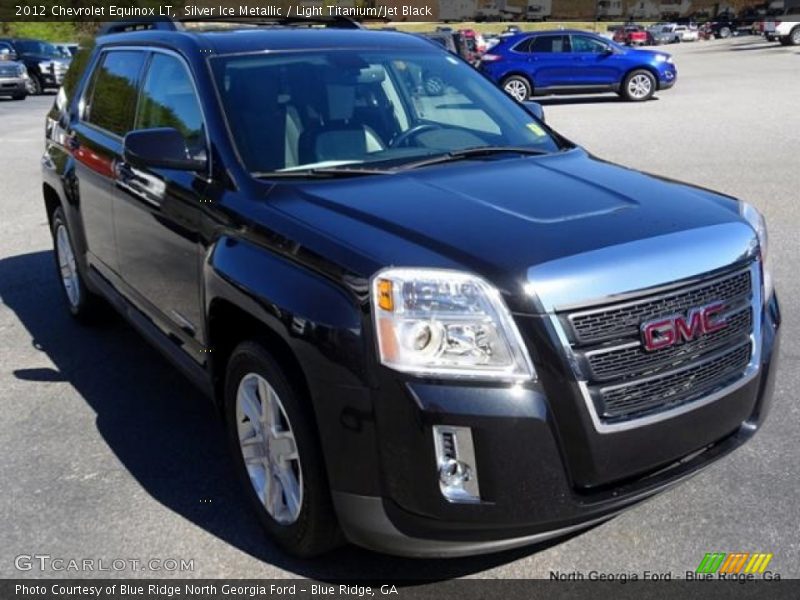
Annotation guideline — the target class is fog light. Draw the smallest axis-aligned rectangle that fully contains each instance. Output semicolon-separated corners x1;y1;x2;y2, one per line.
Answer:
433;425;480;503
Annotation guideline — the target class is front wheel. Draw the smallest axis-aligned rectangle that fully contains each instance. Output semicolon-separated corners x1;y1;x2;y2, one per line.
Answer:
621;69;656;102
225;341;341;557
719;26;732;39
789;27;800;46
501;75;531;102
26;74;42;95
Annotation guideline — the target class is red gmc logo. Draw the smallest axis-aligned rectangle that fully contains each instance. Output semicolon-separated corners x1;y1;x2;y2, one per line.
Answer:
641;302;728;352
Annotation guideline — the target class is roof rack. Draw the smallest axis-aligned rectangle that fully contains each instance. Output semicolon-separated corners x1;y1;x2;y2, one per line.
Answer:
97;15;364;36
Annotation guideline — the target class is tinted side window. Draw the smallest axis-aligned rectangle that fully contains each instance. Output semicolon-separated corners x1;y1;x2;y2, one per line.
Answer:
135;53;205;158
571;35;609;53
530;35;570;53
85;51;146;136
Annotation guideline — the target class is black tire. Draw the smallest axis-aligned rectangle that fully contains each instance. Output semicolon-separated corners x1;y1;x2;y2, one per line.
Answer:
621;69;656;102
224;341;342;557
501;74;532;102
789;27;800;46
719;26;732;39
51;207;102;322
11;93;27;100
26;74;43;95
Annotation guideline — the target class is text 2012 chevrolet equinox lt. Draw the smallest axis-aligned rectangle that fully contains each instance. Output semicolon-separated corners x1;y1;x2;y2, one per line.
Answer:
42;18;780;558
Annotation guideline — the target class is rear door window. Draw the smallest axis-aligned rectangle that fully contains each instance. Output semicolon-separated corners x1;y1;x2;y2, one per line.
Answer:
529;35;571;53
83;50;146;137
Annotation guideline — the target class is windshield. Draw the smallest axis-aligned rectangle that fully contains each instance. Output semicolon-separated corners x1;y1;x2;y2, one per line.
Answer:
16;40;62;57
211;49;561;176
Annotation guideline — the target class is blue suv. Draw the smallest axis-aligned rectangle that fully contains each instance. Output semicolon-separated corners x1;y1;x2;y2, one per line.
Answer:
480;30;677;102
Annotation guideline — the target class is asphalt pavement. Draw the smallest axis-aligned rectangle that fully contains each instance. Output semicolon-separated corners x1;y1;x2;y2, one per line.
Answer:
0;36;798;580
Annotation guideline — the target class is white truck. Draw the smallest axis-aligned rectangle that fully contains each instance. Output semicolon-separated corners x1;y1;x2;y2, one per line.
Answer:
764;3;800;44
526;0;551;21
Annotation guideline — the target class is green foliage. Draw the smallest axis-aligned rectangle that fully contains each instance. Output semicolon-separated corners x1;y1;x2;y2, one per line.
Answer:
1;21;80;42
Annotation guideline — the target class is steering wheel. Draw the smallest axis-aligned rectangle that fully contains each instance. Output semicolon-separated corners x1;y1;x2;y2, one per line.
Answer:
389;124;440;149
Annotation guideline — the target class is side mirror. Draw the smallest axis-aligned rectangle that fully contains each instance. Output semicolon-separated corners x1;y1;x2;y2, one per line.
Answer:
123;128;205;171
523;100;545;122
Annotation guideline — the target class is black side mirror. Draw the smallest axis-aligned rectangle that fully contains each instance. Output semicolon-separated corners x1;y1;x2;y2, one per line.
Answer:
523;101;545;122
123;128;206;171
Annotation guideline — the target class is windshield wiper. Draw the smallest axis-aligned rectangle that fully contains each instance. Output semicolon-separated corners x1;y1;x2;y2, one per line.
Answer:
396;146;550;171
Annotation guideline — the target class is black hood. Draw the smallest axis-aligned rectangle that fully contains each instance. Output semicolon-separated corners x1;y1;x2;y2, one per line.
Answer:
267;148;744;302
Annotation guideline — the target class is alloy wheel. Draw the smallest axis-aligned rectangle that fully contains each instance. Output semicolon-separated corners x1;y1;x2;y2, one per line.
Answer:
55;224;80;308
236;373;303;525
504;79;528;102
627;74;653;100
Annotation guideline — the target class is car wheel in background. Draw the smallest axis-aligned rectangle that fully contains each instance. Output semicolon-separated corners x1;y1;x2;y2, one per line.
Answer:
225;341;342;557
26;75;42;95
621;69;656;102
502;75;531;102
51;207;101;322
719;26;732;38
790;27;800;46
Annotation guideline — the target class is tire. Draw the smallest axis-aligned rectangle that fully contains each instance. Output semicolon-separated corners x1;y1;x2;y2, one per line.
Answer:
719;26;732;39
51;206;101;322
11;93;27;100
224;341;341;557
26;74;43;95
621;69;656;102
501;74;531;102
789;27;800;46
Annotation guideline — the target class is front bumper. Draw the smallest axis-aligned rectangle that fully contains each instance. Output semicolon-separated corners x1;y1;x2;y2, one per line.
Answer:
0;77;27;95
659;67;677;90
324;292;779;557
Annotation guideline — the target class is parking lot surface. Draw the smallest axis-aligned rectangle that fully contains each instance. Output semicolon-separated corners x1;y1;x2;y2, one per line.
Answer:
0;37;798;579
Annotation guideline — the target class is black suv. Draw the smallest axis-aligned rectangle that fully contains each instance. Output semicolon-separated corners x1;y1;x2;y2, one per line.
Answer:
43;18;780;558
0;38;70;95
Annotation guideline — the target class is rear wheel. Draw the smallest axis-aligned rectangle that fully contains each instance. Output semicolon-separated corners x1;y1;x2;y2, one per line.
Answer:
225;341;341;557
719;26;732;38
501;75;531;102
621;69;656;102
51;207;101;322
789;27;800;46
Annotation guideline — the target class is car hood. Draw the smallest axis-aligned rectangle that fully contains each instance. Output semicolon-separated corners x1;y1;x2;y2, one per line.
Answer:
270;148;746;308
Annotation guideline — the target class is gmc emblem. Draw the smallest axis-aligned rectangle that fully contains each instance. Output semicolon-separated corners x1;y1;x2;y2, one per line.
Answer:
641;302;728;352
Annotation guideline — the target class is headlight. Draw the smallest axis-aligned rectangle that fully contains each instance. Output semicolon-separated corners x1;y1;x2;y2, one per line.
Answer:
740;201;773;303
38;61;53;72
372;268;535;381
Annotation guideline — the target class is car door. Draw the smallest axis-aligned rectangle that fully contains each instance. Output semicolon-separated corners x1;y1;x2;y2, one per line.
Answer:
568;34;621;87
73;49;147;274
112;50;208;361
524;34;574;88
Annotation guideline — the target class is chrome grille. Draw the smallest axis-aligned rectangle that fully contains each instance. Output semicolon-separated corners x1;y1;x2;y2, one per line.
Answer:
560;265;755;424
567;269;751;344
598;342;751;419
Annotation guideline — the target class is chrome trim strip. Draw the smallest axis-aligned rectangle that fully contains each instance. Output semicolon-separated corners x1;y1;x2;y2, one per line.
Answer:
526;222;758;314
547;261;763;434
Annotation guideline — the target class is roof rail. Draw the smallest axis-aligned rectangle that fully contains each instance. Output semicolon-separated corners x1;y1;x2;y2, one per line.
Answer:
97;15;364;36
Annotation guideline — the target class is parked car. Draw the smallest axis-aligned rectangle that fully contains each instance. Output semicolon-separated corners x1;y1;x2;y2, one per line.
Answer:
0;38;70;95
703;11;758;38
614;25;649;46
480;30;677;102
673;25;700;41
647;23;681;45
764;6;800;45
0;51;28;100
54;42;79;57
43;17;779;559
